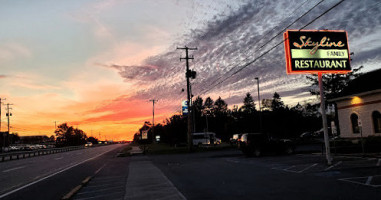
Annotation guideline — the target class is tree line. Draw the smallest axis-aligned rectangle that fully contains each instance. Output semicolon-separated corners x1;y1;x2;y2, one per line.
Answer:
134;92;322;145
134;66;363;145
55;123;98;147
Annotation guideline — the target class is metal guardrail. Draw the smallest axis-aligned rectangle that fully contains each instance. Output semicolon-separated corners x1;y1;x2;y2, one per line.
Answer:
0;146;86;162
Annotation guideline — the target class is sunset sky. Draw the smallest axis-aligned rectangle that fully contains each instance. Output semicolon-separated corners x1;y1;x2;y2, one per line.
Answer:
1;0;380;141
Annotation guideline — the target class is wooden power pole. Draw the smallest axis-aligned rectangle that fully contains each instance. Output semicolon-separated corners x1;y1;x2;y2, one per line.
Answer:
177;46;197;152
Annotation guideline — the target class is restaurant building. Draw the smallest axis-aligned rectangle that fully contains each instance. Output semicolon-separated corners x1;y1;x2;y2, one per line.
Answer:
331;68;381;138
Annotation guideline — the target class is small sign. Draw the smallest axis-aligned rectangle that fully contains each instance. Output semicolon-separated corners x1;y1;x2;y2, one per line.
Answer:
182;100;188;115
142;130;148;140
284;30;351;74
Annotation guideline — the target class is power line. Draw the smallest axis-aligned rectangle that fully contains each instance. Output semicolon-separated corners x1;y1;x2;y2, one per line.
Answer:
196;0;346;97
194;0;323;96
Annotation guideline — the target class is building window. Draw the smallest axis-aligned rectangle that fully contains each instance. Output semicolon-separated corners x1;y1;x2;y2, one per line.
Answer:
372;111;381;133
350;113;360;134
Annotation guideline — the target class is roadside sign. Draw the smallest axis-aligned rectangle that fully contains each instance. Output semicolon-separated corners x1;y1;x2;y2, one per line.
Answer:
182;100;188;115
283;30;353;165
284;30;351;74
142;130;148;140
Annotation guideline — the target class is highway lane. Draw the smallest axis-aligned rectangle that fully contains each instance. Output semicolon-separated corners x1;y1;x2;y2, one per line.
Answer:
0;144;127;199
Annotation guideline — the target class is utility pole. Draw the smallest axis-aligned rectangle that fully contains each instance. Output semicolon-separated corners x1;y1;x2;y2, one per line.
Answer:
177;46;197;152
149;99;158;143
4;103;13;150
54;121;59;132
6;103;13;134
255;77;262;132
0;98;5;132
189;84;196;132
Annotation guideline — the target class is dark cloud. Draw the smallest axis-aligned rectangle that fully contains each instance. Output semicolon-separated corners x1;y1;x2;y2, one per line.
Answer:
106;0;381;109
0;75;7;79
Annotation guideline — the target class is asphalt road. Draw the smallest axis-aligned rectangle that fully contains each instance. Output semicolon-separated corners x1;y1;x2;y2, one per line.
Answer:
150;149;381;200
0;144;127;200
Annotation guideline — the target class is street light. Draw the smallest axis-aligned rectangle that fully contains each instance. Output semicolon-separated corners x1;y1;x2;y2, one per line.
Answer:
255;77;262;132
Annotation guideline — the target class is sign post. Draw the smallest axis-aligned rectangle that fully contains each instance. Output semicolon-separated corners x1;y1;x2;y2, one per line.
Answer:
318;73;332;165
284;30;351;165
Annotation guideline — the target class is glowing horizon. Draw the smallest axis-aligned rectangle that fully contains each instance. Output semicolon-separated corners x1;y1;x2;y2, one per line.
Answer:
1;0;380;141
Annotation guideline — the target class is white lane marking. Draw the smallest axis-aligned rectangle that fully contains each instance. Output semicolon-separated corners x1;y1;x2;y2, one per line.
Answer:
365;176;373;185
54;157;63;160
285;165;295;170
377;159;381;167
2;166;26;173
298;163;318;173
74;191;125;200
0;147;117;199
94;164;107;175
76;185;125;195
324;161;342;171
339;175;381;188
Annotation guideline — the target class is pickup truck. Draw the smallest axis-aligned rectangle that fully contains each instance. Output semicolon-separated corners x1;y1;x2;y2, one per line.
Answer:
239;133;294;157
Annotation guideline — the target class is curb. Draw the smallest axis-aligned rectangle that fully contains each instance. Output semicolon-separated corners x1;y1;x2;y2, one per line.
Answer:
61;176;92;200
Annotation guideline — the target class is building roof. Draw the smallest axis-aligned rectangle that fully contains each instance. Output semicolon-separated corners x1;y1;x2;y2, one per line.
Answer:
332;68;381;100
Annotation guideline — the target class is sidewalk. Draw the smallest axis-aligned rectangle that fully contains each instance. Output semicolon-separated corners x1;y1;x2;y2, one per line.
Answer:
124;156;186;200
70;146;186;200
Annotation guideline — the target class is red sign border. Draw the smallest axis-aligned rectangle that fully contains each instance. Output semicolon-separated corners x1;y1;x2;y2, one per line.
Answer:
284;29;352;75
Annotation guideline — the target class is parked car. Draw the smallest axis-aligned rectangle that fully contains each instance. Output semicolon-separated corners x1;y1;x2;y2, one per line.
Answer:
230;134;242;146
239;133;295;157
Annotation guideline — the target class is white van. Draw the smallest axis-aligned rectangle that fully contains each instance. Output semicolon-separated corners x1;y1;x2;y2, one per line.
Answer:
192;132;221;146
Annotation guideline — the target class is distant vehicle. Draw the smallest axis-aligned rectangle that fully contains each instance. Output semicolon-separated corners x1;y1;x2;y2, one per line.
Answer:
85;142;93;147
192;132;221;146
230;134;242;145
239;133;295;157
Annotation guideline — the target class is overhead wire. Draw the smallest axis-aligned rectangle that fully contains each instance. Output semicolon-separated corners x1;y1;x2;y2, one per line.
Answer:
196;0;346;97
194;0;323;96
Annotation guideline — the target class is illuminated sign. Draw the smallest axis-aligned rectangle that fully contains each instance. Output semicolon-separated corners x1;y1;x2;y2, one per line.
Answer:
142;130;148;140
182;100;188;115
284;30;351;74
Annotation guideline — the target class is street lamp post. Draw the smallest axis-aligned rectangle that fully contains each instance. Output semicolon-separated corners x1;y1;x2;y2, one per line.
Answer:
255;77;262;132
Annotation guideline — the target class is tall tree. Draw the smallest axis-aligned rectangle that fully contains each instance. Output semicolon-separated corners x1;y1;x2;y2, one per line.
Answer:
271;92;285;111
55;123;87;146
214;96;228;115
306;66;363;99
193;96;204;112
204;97;214;110
241;93;256;113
